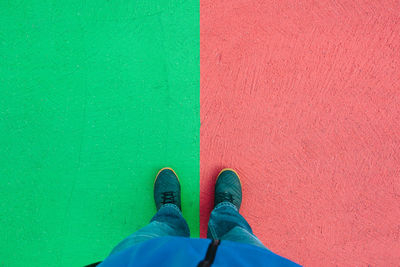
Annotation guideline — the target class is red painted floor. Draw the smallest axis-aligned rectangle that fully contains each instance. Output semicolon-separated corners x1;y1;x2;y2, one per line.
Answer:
200;1;400;266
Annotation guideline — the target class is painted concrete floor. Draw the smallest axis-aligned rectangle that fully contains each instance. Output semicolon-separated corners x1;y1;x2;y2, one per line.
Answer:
0;1;199;266
1;0;400;266
201;1;400;266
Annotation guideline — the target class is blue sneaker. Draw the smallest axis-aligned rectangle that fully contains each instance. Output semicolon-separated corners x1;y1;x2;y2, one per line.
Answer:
154;167;181;211
214;168;242;210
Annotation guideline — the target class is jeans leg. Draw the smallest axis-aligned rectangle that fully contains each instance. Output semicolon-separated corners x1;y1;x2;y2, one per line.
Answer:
110;204;190;255
207;202;267;249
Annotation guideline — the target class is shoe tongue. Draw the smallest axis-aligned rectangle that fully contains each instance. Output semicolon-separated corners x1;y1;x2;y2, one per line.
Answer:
218;192;233;202
161;191;176;204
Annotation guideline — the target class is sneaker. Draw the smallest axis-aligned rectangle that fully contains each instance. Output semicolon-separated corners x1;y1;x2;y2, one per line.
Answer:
214;168;242;210
154;167;181;211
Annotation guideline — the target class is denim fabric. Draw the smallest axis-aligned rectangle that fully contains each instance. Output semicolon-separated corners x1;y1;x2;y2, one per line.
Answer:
110;202;266;255
207;202;267;249
110;204;190;255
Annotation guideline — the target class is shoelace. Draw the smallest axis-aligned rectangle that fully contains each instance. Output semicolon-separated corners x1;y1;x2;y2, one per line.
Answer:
215;192;234;203
161;191;176;205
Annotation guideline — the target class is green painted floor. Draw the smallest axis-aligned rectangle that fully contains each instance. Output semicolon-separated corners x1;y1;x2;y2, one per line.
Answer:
0;1;199;266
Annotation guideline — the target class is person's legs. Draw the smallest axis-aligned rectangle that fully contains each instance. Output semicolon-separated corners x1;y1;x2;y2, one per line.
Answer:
109;167;188;255
110;203;189;254
207;202;266;249
207;168;267;249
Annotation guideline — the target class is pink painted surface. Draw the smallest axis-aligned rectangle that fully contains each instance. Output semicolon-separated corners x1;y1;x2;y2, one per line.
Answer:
200;1;400;266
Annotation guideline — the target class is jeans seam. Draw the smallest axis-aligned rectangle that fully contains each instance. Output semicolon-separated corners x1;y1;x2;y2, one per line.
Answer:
209;223;218;240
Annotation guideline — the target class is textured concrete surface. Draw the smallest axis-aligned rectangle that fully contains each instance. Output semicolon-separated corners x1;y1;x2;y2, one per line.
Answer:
200;0;400;266
0;1;199;266
1;0;399;266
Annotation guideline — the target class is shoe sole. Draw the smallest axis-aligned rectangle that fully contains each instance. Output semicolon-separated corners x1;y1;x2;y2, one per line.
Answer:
153;167;180;189
217;168;242;187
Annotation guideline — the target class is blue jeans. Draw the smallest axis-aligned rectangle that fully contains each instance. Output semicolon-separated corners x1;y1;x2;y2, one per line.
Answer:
110;202;266;255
